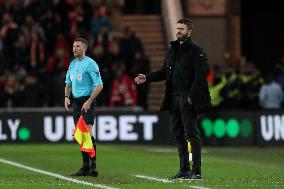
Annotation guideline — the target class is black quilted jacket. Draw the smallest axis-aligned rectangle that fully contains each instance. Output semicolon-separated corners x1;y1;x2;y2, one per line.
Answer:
146;38;211;114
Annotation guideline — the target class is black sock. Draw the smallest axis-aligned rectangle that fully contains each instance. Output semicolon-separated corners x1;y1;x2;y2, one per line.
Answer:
81;152;90;169
90;136;96;170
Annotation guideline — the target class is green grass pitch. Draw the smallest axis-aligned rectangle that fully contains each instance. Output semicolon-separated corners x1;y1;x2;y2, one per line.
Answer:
0;144;284;189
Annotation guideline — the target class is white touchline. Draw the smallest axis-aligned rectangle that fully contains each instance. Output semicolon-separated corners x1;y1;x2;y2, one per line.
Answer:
189;186;211;189
0;158;118;189
134;174;173;183
134;174;211;189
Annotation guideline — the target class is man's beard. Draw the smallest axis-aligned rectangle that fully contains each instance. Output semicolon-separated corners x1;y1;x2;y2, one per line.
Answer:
176;33;188;42
74;52;80;57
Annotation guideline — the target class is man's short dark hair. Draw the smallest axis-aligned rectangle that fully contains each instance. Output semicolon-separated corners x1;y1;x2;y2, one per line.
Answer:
74;37;88;48
177;18;194;30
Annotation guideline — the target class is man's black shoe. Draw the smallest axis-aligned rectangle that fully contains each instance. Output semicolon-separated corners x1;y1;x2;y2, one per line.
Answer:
190;173;202;180
169;171;191;179
71;167;90;176
89;169;98;177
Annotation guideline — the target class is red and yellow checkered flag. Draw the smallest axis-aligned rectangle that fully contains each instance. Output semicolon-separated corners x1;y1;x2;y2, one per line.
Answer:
73;115;95;158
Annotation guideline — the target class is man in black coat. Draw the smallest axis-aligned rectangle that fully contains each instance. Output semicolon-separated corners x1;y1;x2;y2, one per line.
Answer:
135;18;211;180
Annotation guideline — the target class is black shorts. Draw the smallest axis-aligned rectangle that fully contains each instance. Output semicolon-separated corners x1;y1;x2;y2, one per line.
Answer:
72;96;95;125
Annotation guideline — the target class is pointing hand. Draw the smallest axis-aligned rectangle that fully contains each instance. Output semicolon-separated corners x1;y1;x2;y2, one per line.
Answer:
134;74;146;84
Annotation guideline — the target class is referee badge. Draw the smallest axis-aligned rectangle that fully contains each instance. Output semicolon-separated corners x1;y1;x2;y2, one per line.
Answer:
77;74;82;81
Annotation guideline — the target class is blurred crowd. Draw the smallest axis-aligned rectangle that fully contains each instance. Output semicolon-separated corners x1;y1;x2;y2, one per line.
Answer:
0;0;283;111
208;58;284;110
0;0;150;110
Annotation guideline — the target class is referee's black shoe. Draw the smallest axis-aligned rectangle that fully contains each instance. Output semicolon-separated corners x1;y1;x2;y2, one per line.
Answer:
169;171;191;179
89;169;98;177
71;167;90;176
189;173;202;180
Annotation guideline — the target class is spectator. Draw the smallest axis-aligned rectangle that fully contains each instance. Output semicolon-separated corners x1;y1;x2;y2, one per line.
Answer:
119;26;143;73
96;24;113;56
90;5;112;39
96;42;121;106
131;51;150;110
259;74;283;109
0;74;22;107
47;67;66;107
47;47;69;75
47;34;71;75
20;14;45;45
52;0;73;35
109;64;137;107
40;8;59;57
30;31;45;69
21;72;47;107
0;13;18;69
14;34;30;68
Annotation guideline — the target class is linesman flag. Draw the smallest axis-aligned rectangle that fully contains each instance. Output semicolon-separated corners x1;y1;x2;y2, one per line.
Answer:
73;115;95;158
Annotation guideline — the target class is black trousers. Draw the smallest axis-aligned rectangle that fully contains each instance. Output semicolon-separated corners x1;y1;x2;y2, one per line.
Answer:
72;96;95;125
169;95;201;174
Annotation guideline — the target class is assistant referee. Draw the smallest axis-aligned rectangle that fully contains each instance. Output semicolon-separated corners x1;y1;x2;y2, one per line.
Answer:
64;37;103;177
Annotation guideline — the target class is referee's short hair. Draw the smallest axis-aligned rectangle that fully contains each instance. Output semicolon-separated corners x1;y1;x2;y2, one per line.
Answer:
177;18;194;30
74;37;88;49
